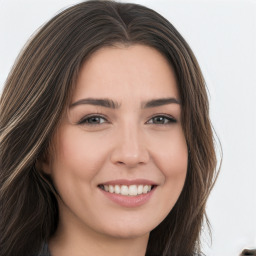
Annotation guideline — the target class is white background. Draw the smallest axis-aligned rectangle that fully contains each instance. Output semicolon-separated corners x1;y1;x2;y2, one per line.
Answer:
0;0;255;255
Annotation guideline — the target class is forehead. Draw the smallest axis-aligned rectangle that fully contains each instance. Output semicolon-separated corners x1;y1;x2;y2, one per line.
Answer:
72;44;179;102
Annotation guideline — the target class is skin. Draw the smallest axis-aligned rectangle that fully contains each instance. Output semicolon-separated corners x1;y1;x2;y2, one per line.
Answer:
43;44;188;256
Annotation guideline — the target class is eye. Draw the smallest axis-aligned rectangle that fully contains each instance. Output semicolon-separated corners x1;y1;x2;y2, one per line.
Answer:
147;115;177;125
78;115;108;125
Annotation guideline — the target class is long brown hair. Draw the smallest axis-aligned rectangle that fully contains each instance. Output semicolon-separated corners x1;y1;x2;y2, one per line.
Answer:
0;1;218;255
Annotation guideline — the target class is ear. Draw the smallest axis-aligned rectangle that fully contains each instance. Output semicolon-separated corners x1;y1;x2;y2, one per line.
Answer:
36;151;52;175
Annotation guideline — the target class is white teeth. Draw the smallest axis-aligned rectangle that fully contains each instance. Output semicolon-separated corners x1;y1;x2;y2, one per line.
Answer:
143;185;149;194
114;185;120;194
101;184;153;196
109;185;114;193
129;185;137;196
120;185;129;195
137;185;143;195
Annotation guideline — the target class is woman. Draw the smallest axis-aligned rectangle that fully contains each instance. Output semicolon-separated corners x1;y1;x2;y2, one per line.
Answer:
0;1;218;255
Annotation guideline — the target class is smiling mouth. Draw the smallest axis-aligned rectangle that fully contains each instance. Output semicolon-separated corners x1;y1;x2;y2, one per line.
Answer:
98;184;156;196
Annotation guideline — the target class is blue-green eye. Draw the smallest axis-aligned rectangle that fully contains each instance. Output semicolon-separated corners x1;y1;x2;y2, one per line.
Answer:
77;114;176;126
147;115;176;125
78;115;107;125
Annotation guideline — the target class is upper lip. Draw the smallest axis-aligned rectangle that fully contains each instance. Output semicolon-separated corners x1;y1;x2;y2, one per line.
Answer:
100;179;158;186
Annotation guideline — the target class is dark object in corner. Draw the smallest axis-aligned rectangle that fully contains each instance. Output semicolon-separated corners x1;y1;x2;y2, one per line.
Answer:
241;249;256;256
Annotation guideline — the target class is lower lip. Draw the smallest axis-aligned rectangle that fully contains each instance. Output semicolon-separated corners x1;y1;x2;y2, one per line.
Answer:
100;187;156;207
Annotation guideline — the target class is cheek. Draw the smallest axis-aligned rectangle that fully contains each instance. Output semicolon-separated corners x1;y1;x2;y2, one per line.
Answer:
49;126;110;198
165;131;187;182
149;127;188;177
52;126;107;175
150;128;188;204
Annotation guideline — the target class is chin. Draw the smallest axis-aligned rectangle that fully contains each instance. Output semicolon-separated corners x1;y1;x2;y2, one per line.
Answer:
94;220;150;239
104;228;149;240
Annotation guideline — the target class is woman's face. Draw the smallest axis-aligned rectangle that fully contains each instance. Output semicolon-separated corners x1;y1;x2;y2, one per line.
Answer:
45;44;188;239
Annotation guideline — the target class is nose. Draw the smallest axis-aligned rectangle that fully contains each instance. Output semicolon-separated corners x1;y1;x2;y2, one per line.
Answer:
110;123;150;168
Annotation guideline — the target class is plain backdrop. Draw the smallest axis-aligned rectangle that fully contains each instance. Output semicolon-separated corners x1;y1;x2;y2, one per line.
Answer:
0;0;255;255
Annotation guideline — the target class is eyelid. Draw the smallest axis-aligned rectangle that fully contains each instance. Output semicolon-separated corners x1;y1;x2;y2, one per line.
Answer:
76;113;177;126
77;114;109;125
146;114;177;124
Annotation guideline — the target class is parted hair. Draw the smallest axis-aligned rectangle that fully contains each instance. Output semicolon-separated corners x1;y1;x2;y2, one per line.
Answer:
0;1;218;255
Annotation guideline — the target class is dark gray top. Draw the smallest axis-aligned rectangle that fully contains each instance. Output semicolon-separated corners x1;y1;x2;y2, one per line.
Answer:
37;243;51;256
35;243;208;256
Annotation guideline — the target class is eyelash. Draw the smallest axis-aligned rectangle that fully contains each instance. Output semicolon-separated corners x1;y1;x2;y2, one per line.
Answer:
77;114;177;126
77;115;108;125
147;115;177;125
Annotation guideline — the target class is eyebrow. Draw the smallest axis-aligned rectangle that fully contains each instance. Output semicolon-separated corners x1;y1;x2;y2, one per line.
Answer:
142;97;180;108
70;98;120;109
70;97;180;109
